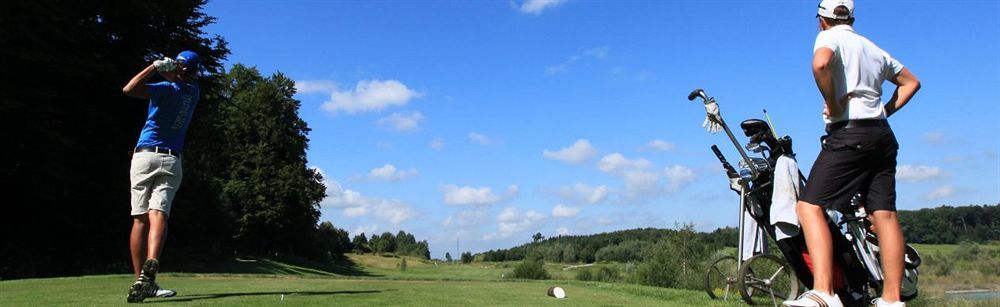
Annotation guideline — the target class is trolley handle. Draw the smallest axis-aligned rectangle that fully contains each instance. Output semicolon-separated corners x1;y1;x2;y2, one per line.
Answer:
711;145;740;179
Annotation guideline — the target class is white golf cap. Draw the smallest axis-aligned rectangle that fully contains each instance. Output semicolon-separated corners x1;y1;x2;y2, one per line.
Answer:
817;0;854;20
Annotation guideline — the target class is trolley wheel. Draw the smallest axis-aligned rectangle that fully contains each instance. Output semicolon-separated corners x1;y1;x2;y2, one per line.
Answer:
738;254;799;306
704;255;739;300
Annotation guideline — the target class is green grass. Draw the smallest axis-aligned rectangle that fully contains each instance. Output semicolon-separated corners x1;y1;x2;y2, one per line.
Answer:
910;242;1000;256
0;274;743;306
2;245;999;306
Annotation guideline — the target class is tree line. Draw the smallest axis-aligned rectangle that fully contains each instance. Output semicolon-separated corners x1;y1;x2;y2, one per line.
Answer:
477;227;736;264
478;204;998;265
350;231;431;259
898;204;999;244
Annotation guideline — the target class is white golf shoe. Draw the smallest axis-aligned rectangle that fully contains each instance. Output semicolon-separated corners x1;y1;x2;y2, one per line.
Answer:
782;290;844;307
147;282;177;298
874;298;905;307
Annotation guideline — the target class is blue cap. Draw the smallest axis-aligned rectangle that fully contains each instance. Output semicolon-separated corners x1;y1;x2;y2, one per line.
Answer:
175;50;201;70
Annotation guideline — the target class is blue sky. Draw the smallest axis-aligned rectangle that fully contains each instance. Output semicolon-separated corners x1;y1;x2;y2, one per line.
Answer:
203;0;999;259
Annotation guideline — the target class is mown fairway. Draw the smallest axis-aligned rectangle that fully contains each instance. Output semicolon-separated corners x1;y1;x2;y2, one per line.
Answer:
2;246;998;306
0;274;743;306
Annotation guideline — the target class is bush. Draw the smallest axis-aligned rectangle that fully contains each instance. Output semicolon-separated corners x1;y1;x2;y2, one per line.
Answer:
595;240;651;263
632;224;708;290
511;257;550;280
577;266;620;282
596;266;621;282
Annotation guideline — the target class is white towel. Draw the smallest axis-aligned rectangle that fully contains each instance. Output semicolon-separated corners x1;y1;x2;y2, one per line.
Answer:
741;210;768;261
771;154;803;241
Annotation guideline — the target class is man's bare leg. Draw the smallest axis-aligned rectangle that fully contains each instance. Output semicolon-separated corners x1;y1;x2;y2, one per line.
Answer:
130;215;149;278
146;209;168;260
869;210;904;302
797;200;835;295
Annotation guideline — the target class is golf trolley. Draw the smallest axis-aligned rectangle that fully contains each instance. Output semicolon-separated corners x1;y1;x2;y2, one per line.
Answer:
688;89;921;306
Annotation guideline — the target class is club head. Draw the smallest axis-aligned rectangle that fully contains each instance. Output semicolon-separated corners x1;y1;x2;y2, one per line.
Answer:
687;88;705;101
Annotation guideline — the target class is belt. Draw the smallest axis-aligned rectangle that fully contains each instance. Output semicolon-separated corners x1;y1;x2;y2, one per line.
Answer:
135;146;180;157
826;119;889;132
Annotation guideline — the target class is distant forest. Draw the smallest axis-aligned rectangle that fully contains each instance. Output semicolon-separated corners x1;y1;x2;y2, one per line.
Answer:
478;204;999;264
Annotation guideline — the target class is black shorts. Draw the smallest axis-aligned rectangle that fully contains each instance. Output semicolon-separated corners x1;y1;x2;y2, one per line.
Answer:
799;125;898;212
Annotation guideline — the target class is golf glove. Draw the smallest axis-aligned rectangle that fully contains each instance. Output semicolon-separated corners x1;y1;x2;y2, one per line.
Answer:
703;116;723;134
153;57;176;72
702;100;723;134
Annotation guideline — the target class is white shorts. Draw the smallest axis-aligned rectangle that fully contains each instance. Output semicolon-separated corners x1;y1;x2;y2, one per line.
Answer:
129;152;183;216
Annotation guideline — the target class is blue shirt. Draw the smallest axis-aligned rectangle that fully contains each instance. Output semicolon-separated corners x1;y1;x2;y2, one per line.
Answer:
135;81;200;153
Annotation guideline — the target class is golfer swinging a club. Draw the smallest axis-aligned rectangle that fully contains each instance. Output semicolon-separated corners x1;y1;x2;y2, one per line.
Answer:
784;1;921;307
121;50;201;303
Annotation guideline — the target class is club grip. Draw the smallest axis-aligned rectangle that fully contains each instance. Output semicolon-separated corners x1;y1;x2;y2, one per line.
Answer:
711;145;726;162
711;145;740;179
688;88;704;101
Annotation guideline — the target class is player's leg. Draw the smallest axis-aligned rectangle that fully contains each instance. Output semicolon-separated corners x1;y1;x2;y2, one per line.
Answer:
129;215;149;278
865;128;903;303
128;152;157;303
796;200;835;294
144;154;180;260
870;210;904;302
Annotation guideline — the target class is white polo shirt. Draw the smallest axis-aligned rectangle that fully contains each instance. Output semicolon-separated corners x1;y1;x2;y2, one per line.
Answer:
814;25;905;123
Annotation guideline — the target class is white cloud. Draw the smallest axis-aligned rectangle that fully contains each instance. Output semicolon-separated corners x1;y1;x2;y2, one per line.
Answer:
544;64;568;76
442;209;487;227
664;165;696;191
897;164;945;181
925;185;955;200
644;140;676;152
343;206;368;217
374;201;419;225
322;79;422;114
496;207;546;238
468;132;493;145
518;0;567;15
295;80;337;95
322;180;418;224
507;185;520;195
376;111;424;131
621;170;661;197
442;185;501;206
429;138;445;150
597;153;651;173
552;204;581;218
368;164;419;181
556;183;609;204
545;47;610;76
923;131;946;144
543;139;598;164
577;47;609;61
556;227;570;236
351;225;378;238
588;157;696;203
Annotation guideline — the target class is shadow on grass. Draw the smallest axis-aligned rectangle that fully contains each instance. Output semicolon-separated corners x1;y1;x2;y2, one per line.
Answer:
148;289;395;303
170;256;381;278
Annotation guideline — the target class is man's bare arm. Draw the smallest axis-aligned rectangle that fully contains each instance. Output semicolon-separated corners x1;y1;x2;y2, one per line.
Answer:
813;47;842;117
122;64;157;99
884;67;921;117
